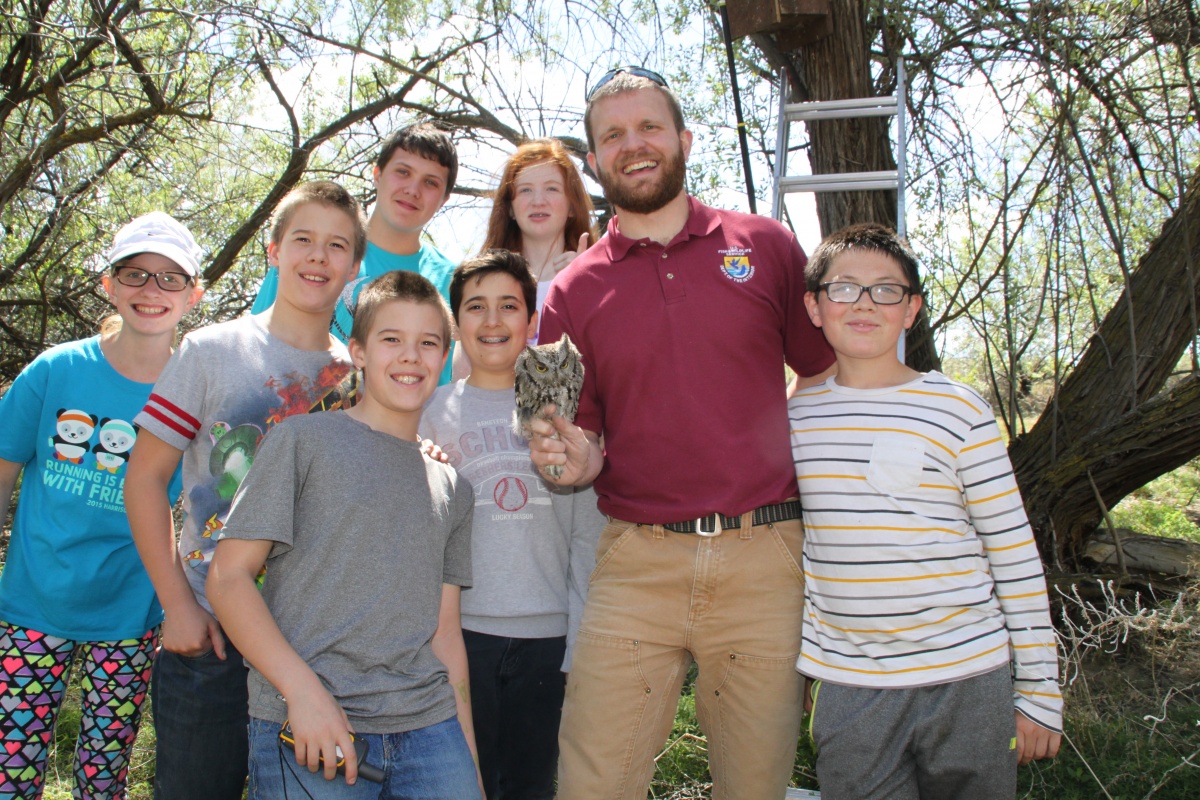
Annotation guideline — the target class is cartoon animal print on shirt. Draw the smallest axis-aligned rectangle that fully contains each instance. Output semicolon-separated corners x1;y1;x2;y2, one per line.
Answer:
92;419;138;474
50;409;97;464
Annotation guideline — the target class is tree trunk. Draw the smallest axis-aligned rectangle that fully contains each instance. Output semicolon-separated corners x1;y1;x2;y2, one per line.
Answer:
1023;370;1200;558
1085;529;1200;578
790;0;897;235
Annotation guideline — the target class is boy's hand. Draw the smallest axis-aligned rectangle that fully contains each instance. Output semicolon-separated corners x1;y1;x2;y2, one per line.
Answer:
528;405;598;486
289;685;358;783
420;438;449;463
162;602;226;660
1015;713;1060;765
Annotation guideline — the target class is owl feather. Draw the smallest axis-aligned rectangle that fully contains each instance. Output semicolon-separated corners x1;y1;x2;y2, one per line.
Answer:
513;334;584;479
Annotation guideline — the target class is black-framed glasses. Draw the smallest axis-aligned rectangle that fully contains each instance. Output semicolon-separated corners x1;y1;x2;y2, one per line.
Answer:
113;265;194;292
586;66;669;101
820;281;912;305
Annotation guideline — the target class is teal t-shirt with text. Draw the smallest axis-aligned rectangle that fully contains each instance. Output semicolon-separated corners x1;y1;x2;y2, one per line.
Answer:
0;337;182;640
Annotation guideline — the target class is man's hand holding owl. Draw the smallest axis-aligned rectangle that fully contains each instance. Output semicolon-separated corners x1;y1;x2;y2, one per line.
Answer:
528;403;603;486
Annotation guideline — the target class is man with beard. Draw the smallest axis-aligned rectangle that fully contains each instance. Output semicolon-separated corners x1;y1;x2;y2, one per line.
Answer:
530;68;836;800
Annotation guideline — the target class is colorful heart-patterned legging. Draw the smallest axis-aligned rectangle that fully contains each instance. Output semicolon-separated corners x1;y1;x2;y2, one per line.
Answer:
0;622;157;800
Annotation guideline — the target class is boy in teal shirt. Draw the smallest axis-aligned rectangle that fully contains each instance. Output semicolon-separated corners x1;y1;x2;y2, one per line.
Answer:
251;122;459;384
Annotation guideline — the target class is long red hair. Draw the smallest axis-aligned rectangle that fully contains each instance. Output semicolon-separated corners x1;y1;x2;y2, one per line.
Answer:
482;139;598;254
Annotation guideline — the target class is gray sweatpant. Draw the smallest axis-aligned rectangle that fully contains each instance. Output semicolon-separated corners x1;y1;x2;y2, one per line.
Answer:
810;665;1018;800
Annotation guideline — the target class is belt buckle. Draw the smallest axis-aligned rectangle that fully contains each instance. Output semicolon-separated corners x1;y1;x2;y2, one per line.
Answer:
695;514;722;537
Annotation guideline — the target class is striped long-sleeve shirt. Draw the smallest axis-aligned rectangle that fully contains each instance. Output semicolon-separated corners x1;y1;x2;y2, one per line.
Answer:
789;372;1062;732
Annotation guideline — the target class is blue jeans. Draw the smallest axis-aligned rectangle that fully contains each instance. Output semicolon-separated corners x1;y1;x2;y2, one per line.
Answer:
152;642;250;800
464;630;565;800
247;716;481;800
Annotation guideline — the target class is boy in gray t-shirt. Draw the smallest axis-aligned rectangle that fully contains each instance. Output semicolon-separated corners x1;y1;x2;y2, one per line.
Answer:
208;271;482;798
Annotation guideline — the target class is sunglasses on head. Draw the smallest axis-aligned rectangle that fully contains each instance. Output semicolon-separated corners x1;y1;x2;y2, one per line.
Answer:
586;67;669;101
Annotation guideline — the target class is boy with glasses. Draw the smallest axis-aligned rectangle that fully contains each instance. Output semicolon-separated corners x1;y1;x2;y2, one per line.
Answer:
789;223;1061;798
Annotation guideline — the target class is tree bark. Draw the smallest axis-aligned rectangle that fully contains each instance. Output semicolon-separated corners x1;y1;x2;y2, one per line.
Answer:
1085;529;1200;578
790;0;897;235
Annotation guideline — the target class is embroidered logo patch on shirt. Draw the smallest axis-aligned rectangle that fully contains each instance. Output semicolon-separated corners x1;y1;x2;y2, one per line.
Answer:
719;248;754;283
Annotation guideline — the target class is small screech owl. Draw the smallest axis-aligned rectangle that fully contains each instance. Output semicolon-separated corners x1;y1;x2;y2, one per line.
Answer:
514;334;584;479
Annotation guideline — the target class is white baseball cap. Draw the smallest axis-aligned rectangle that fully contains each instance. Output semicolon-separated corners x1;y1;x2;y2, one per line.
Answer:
106;212;203;277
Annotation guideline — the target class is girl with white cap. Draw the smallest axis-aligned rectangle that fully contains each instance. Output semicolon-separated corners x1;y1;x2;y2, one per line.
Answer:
0;212;204;799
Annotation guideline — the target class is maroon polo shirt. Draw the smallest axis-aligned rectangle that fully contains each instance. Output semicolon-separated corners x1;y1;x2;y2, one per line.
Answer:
540;197;834;523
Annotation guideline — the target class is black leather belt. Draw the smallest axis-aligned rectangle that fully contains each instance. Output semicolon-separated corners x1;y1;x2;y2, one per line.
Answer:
661;500;801;537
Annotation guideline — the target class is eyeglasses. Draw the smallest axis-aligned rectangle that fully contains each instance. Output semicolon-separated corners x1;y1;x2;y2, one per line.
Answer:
586;67;669;101
113;265;194;292
820;281;912;305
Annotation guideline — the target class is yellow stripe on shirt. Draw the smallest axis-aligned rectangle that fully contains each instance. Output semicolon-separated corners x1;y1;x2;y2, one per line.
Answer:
803;568;976;583
800;641;1009;676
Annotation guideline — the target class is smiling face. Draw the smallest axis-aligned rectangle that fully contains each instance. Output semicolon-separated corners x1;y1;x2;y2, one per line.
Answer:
349;299;448;437
511;162;570;245
804;249;922;384
103;252;201;338
456;272;537;389
371;147;451;244
586;87;692;215
268;201;359;316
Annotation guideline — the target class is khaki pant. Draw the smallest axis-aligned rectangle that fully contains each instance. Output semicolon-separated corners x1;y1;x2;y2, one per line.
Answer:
557;516;806;800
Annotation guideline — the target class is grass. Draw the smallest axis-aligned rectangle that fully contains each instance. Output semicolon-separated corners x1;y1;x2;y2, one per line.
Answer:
1029;582;1200;799
1021;698;1200;800
648;582;1200;800
1111;459;1200;543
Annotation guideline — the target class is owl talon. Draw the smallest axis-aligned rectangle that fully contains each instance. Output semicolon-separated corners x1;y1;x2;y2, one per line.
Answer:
544;463;564;480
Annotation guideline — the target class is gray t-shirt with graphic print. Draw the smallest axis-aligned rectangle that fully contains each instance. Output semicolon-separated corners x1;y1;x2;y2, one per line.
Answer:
135;314;353;613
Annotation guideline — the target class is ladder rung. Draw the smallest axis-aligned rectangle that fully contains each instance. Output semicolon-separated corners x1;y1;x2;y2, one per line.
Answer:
786;96;898;113
780;171;899;193
788;106;898;122
784;96;897;122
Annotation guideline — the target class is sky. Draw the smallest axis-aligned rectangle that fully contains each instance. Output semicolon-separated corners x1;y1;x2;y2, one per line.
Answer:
242;6;894;265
